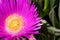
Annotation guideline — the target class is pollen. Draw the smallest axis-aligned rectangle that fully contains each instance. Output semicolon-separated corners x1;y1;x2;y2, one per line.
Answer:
5;14;24;34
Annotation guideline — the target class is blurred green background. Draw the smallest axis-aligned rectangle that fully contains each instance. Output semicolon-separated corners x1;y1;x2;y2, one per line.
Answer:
32;0;60;40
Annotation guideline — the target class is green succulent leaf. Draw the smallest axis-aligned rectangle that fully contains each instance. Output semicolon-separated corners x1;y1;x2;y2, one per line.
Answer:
49;5;60;29
58;38;60;40
43;0;49;11
43;0;50;13
47;27;60;36
58;1;60;28
58;1;60;21
49;6;55;27
50;0;55;8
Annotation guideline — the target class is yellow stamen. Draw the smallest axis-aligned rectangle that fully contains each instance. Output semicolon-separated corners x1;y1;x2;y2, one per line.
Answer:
5;14;24;34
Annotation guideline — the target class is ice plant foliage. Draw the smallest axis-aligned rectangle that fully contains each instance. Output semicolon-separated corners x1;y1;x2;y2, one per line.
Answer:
0;0;41;40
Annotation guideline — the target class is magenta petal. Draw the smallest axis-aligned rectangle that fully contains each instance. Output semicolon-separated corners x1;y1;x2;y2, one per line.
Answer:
0;0;42;40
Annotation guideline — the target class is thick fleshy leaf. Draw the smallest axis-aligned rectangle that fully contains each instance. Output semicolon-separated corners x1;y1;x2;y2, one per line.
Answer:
43;0;49;11
58;38;60;40
58;1;60;21
47;27;60;36
49;7;55;27
50;0;55;8
49;6;59;29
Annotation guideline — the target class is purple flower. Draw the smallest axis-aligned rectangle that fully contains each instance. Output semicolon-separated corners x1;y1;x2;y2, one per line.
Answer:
0;0;41;40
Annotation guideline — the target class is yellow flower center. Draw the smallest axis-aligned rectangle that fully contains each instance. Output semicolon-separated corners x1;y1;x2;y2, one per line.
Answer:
5;14;24;34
